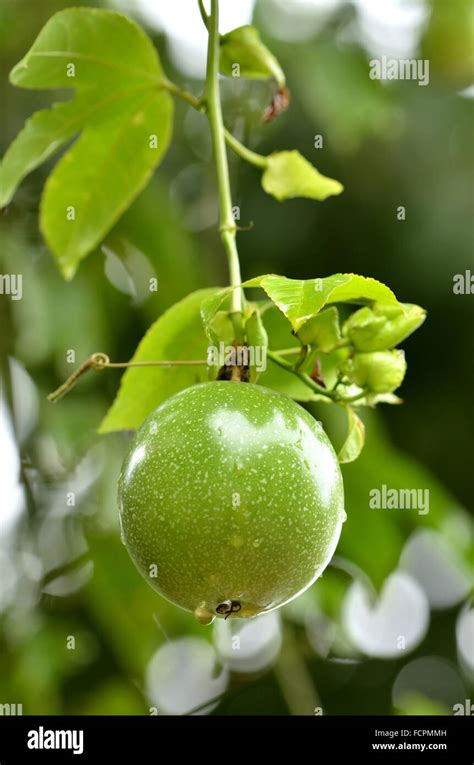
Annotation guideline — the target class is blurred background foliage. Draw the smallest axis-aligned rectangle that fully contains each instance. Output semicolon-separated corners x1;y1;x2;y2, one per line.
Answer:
0;0;472;716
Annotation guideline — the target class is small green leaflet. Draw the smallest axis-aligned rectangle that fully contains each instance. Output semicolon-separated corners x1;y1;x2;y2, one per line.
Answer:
219;25;285;87
338;407;365;464
297;306;341;351
262;151;343;202
201;273;399;334
206;311;235;347
258;305;320;401
99;289;219;434
0;9;173;279
244;308;269;383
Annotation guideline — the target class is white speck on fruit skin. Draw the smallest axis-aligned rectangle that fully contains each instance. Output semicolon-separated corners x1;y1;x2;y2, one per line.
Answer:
118;381;345;620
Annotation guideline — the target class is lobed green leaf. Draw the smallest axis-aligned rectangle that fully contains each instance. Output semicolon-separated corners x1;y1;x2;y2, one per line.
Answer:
2;9;172;279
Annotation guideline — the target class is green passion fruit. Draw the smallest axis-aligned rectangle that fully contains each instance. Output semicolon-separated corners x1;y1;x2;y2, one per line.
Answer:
118;381;345;624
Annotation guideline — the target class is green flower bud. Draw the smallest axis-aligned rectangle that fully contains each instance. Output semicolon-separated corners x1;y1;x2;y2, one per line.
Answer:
342;350;407;393
343;303;426;352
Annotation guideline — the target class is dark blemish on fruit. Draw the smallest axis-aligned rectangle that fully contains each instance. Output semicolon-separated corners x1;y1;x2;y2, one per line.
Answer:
216;599;242;618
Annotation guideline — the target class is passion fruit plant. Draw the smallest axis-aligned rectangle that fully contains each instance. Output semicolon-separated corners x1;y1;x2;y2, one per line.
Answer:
0;2;426;624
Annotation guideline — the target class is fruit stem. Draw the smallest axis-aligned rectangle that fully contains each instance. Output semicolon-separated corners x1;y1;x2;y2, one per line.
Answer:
205;0;244;321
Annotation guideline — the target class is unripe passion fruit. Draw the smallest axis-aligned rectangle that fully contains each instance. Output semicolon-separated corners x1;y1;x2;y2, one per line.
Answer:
118;382;345;623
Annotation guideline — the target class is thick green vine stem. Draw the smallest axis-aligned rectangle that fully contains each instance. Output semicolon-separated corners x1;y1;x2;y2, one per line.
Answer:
205;0;244;324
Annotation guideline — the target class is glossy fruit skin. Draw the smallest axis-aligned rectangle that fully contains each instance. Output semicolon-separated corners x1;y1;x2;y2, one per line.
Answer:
118;382;345;622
